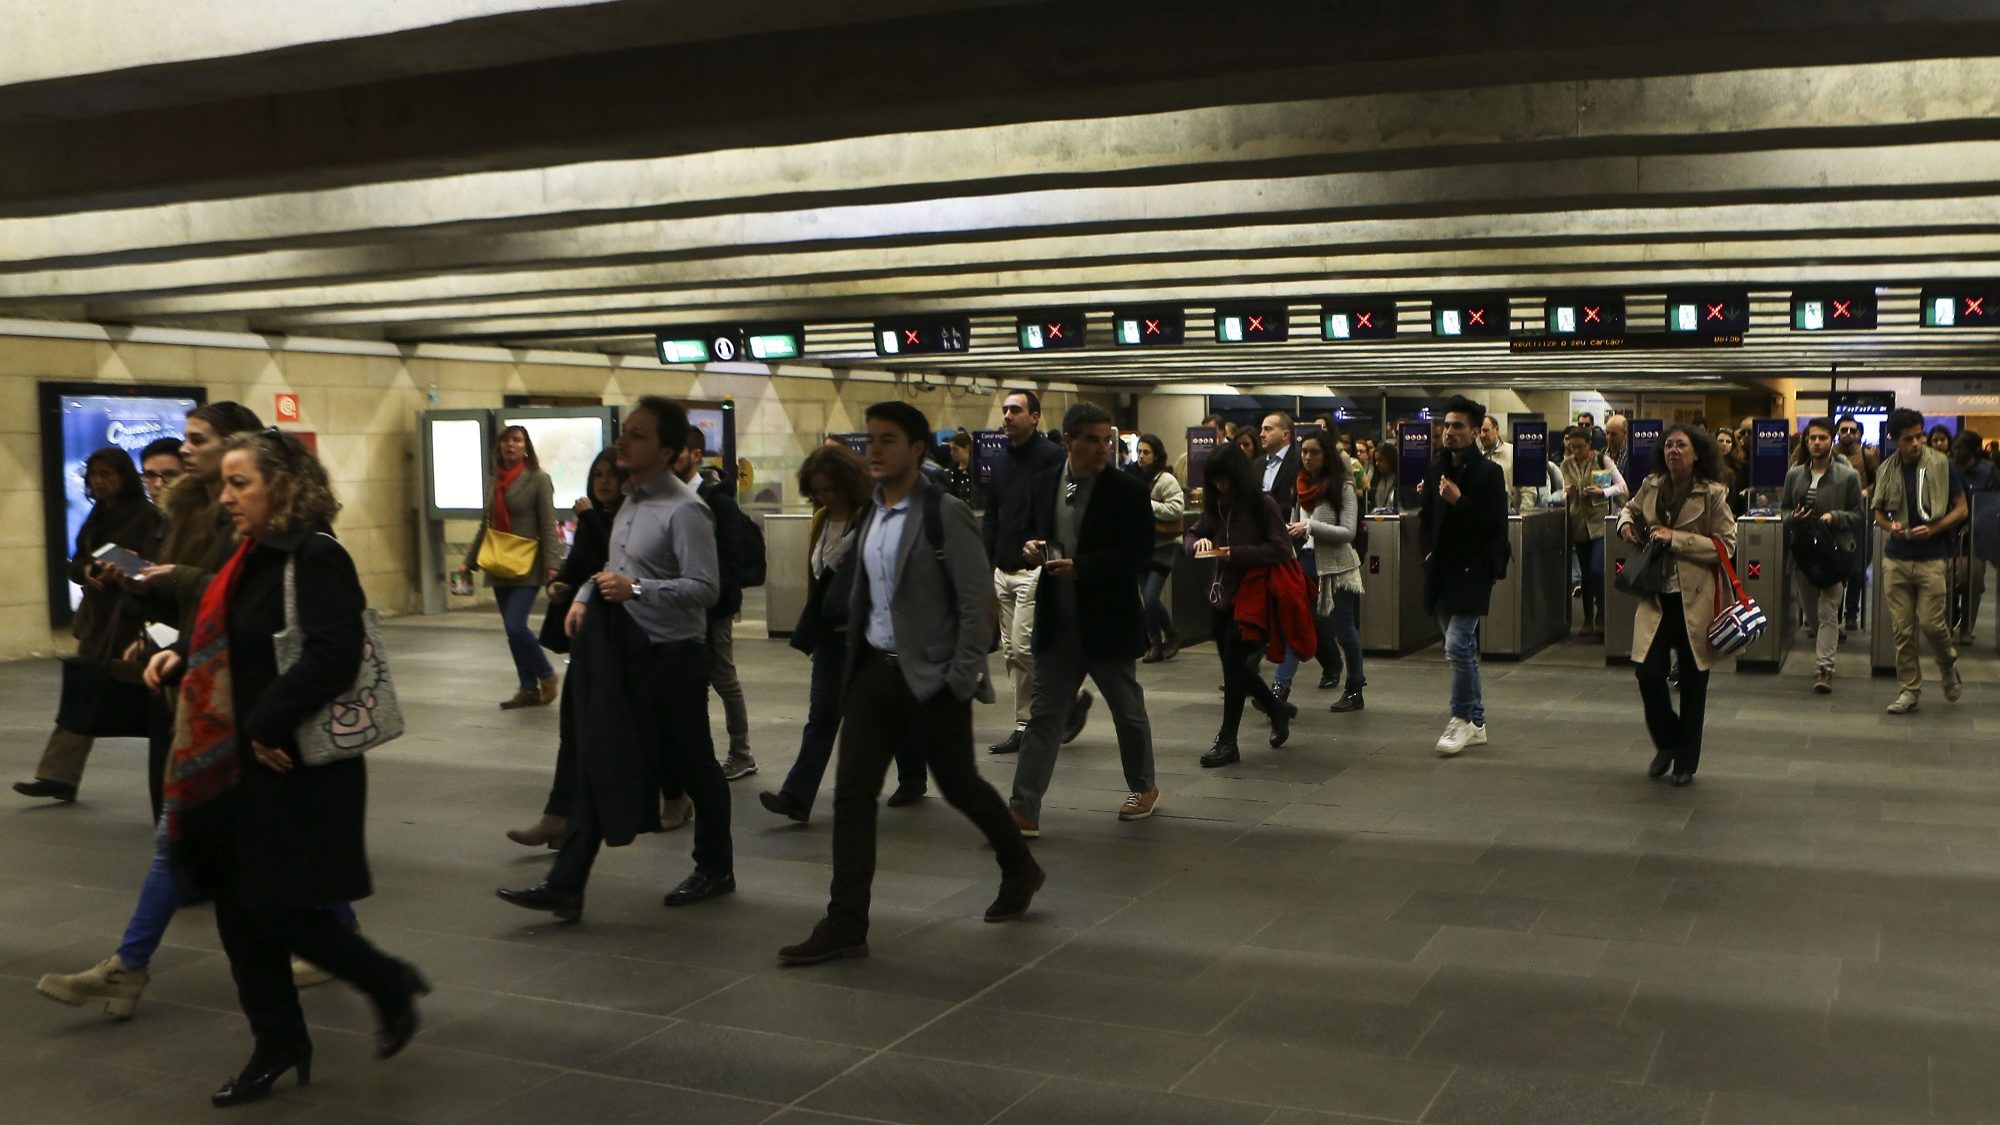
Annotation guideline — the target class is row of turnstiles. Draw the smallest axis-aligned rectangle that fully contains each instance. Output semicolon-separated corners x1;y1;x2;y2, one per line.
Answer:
762;509;1905;675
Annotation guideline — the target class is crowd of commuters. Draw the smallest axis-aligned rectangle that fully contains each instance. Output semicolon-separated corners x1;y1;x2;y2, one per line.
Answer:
18;388;2000;1109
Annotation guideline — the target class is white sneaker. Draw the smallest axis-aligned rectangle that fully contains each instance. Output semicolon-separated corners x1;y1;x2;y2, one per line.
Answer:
1464;722;1488;748
1436;717;1473;756
1886;690;1919;715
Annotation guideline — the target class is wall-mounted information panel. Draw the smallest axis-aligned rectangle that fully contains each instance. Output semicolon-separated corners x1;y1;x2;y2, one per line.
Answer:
1214;303;1290;344
875;316;970;356
656;323;804;364
1430;295;1509;338
1321;301;1397;340
1663;288;1750;336
1016;308;1088;351
1790;287;1878;331
1113;306;1185;347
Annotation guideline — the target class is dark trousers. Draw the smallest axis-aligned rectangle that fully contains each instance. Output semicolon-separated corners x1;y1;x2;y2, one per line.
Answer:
550;640;732;889
542;669;579;818
1573;538;1605;624
1635;593;1710;775
827;651;1034;940
1140;566;1176;645
1844;567;1867;623
213;895;405;1051
781;635;924;812
1212;608;1281;742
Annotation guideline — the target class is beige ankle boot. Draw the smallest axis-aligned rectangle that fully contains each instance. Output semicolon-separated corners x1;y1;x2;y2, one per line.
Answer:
506;814;565;849
36;955;148;1020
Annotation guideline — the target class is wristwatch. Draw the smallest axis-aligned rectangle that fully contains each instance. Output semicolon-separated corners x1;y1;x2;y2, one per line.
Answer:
630;578;645;599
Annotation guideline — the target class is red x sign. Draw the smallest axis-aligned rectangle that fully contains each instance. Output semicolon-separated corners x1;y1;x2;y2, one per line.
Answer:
1614;559;1627;575
1832;300;1853;319
1046;323;1063;339
903;329;921;345
1467;309;1486;326
1247;315;1265;333
1583;306;1602;323
1143;319;1161;335
1355;312;1373;328
1968;297;1985;317
1706;303;1726;321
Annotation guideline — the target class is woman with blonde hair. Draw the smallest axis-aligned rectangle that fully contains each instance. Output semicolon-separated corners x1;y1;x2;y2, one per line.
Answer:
146;430;426;1105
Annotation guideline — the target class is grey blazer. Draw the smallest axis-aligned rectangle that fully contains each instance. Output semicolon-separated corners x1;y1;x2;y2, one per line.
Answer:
845;474;993;704
1780;458;1866;540
464;469;560;588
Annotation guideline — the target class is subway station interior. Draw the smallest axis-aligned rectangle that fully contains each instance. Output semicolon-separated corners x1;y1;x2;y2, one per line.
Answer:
10;3;2000;1122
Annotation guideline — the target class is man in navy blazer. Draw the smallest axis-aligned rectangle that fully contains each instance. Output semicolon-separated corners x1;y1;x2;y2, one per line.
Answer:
1009;402;1160;835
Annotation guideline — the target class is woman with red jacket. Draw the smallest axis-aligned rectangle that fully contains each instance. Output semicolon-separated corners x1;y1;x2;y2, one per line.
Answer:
1186;444;1300;767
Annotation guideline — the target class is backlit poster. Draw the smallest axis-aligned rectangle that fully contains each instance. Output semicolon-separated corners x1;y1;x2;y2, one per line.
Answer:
973;430;1007;489
1185;426;1219;491
1510;420;1548;490
1627;419;1664;477
1397;420;1433;490
1751;419;1790;509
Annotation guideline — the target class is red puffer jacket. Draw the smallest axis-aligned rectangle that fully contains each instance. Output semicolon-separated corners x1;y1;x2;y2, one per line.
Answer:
1232;557;1319;663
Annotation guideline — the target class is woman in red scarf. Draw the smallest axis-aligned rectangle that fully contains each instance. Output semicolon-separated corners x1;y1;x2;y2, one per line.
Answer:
456;425;561;708
146;430;427;1107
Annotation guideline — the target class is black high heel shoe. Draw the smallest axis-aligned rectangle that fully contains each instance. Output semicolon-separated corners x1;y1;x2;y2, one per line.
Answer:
211;1044;311;1107
375;963;432;1060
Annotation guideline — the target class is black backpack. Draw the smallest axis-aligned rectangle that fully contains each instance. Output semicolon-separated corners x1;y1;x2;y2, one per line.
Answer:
703;485;766;589
1788;515;1854;590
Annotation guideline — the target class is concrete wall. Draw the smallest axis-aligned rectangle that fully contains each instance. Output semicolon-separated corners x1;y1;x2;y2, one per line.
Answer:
0;322;1087;661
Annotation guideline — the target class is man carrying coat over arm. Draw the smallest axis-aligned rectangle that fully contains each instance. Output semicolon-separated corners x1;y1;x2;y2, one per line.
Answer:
1420;394;1511;757
1008;402;1160;837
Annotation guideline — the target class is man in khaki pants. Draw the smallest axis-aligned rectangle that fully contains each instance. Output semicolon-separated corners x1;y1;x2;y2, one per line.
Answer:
983;390;1091;754
1873;408;1969;714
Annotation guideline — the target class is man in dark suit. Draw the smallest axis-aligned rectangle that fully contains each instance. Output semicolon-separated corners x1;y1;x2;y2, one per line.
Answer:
1420;394;1510;758
1258;411;1303;512
1008;402;1159;836
779;401;1042;965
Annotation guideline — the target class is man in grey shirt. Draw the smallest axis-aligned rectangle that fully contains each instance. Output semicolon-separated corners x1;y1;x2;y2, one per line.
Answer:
498;396;736;922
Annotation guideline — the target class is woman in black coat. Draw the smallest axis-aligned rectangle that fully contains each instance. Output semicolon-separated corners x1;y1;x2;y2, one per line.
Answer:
146;430;425;1107
507;448;627;847
15;447;163;802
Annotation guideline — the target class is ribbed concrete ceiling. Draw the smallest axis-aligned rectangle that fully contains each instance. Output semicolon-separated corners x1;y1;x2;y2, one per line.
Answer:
7;0;2000;391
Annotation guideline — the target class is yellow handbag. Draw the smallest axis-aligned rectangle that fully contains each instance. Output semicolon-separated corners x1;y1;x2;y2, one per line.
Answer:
476;528;538;580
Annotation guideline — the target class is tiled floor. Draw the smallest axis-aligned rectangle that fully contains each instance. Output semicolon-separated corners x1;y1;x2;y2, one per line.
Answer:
4;597;2000;1124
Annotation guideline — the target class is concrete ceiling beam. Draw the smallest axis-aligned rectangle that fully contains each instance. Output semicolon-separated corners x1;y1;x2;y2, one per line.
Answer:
13;57;2000;269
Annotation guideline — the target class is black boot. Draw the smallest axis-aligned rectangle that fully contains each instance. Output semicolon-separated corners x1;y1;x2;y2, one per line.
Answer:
1329;689;1365;713
373;962;431;1060
1159;635;1179;662
1199;738;1240;768
1269;703;1294;748
212;1042;312;1107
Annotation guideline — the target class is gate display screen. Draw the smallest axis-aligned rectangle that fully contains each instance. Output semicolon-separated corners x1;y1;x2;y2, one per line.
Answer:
1016;309;1088;351
1920;286;2000;327
1430;295;1509;338
1214;303;1290;344
1113;306;1185;347
1664;289;1749;336
1790;288;1878;331
1322;301;1397;340
875;317;971;356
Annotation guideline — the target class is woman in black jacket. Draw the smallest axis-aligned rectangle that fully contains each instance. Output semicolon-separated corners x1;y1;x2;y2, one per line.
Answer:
15;447;163;802
1186;444;1298;767
507;448;626;847
145;430;425;1107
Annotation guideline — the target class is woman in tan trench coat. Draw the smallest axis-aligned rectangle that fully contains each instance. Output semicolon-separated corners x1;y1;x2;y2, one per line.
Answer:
1616;424;1737;787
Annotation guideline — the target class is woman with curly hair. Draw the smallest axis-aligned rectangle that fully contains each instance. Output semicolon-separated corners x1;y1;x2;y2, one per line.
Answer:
144;430;427;1106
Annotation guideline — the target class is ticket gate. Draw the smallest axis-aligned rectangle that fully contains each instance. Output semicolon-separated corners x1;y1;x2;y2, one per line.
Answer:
1171;550;1215;645
762;512;814;637
1603;517;1637;664
1729;516;1792;671
1360;514;1440;655
1481;510;1568;659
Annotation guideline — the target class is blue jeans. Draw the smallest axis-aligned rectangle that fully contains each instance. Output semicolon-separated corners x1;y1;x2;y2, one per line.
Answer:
494;585;554;694
1331;588;1364;692
1439;613;1483;726
1140;568;1175;645
118;822;358;970
780;637;923;813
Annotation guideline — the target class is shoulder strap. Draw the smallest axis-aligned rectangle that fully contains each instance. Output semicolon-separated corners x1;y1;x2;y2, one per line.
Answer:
282;555;300;633
1711;535;1750;607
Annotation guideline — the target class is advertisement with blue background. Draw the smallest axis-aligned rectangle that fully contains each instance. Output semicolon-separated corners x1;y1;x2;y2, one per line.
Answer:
1397;420;1433;490
42;386;201;622
973;430;1008;489
1510;420;1547;490
1627;419;1664;477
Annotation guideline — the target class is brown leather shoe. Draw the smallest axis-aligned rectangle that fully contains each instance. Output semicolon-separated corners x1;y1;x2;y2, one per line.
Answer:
1118;788;1160;821
1011;810;1040;839
498;690;540;710
538;673;560;705
505;814;565;849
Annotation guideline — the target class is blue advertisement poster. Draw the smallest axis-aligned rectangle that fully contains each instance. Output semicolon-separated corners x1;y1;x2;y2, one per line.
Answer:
48;389;198;618
1510;420;1548;490
972;429;1007;489
1185;426;1219;490
1751;418;1790;499
829;432;870;457
1397;420;1433;490
1627;419;1664;477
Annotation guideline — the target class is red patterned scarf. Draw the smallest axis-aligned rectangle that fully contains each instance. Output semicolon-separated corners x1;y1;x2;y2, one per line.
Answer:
492;461;525;533
162;538;255;840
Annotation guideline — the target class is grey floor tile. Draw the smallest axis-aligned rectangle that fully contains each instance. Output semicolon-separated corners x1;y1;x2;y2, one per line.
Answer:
1176;1038;1451;1120
1213;991;1437;1056
1702;1091;1930;1125
507;950;744;1017
895;1006;1218;1089
800;1053;1044;1125
588;1022;872;1102
415;994;670;1068
1423;1066;1707;1125
1388;890;1547;932
673;973;953;1049
1413;926;1606;977
462;1072;776;1125
972;966;1250;1034
988;1076;1271;1125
